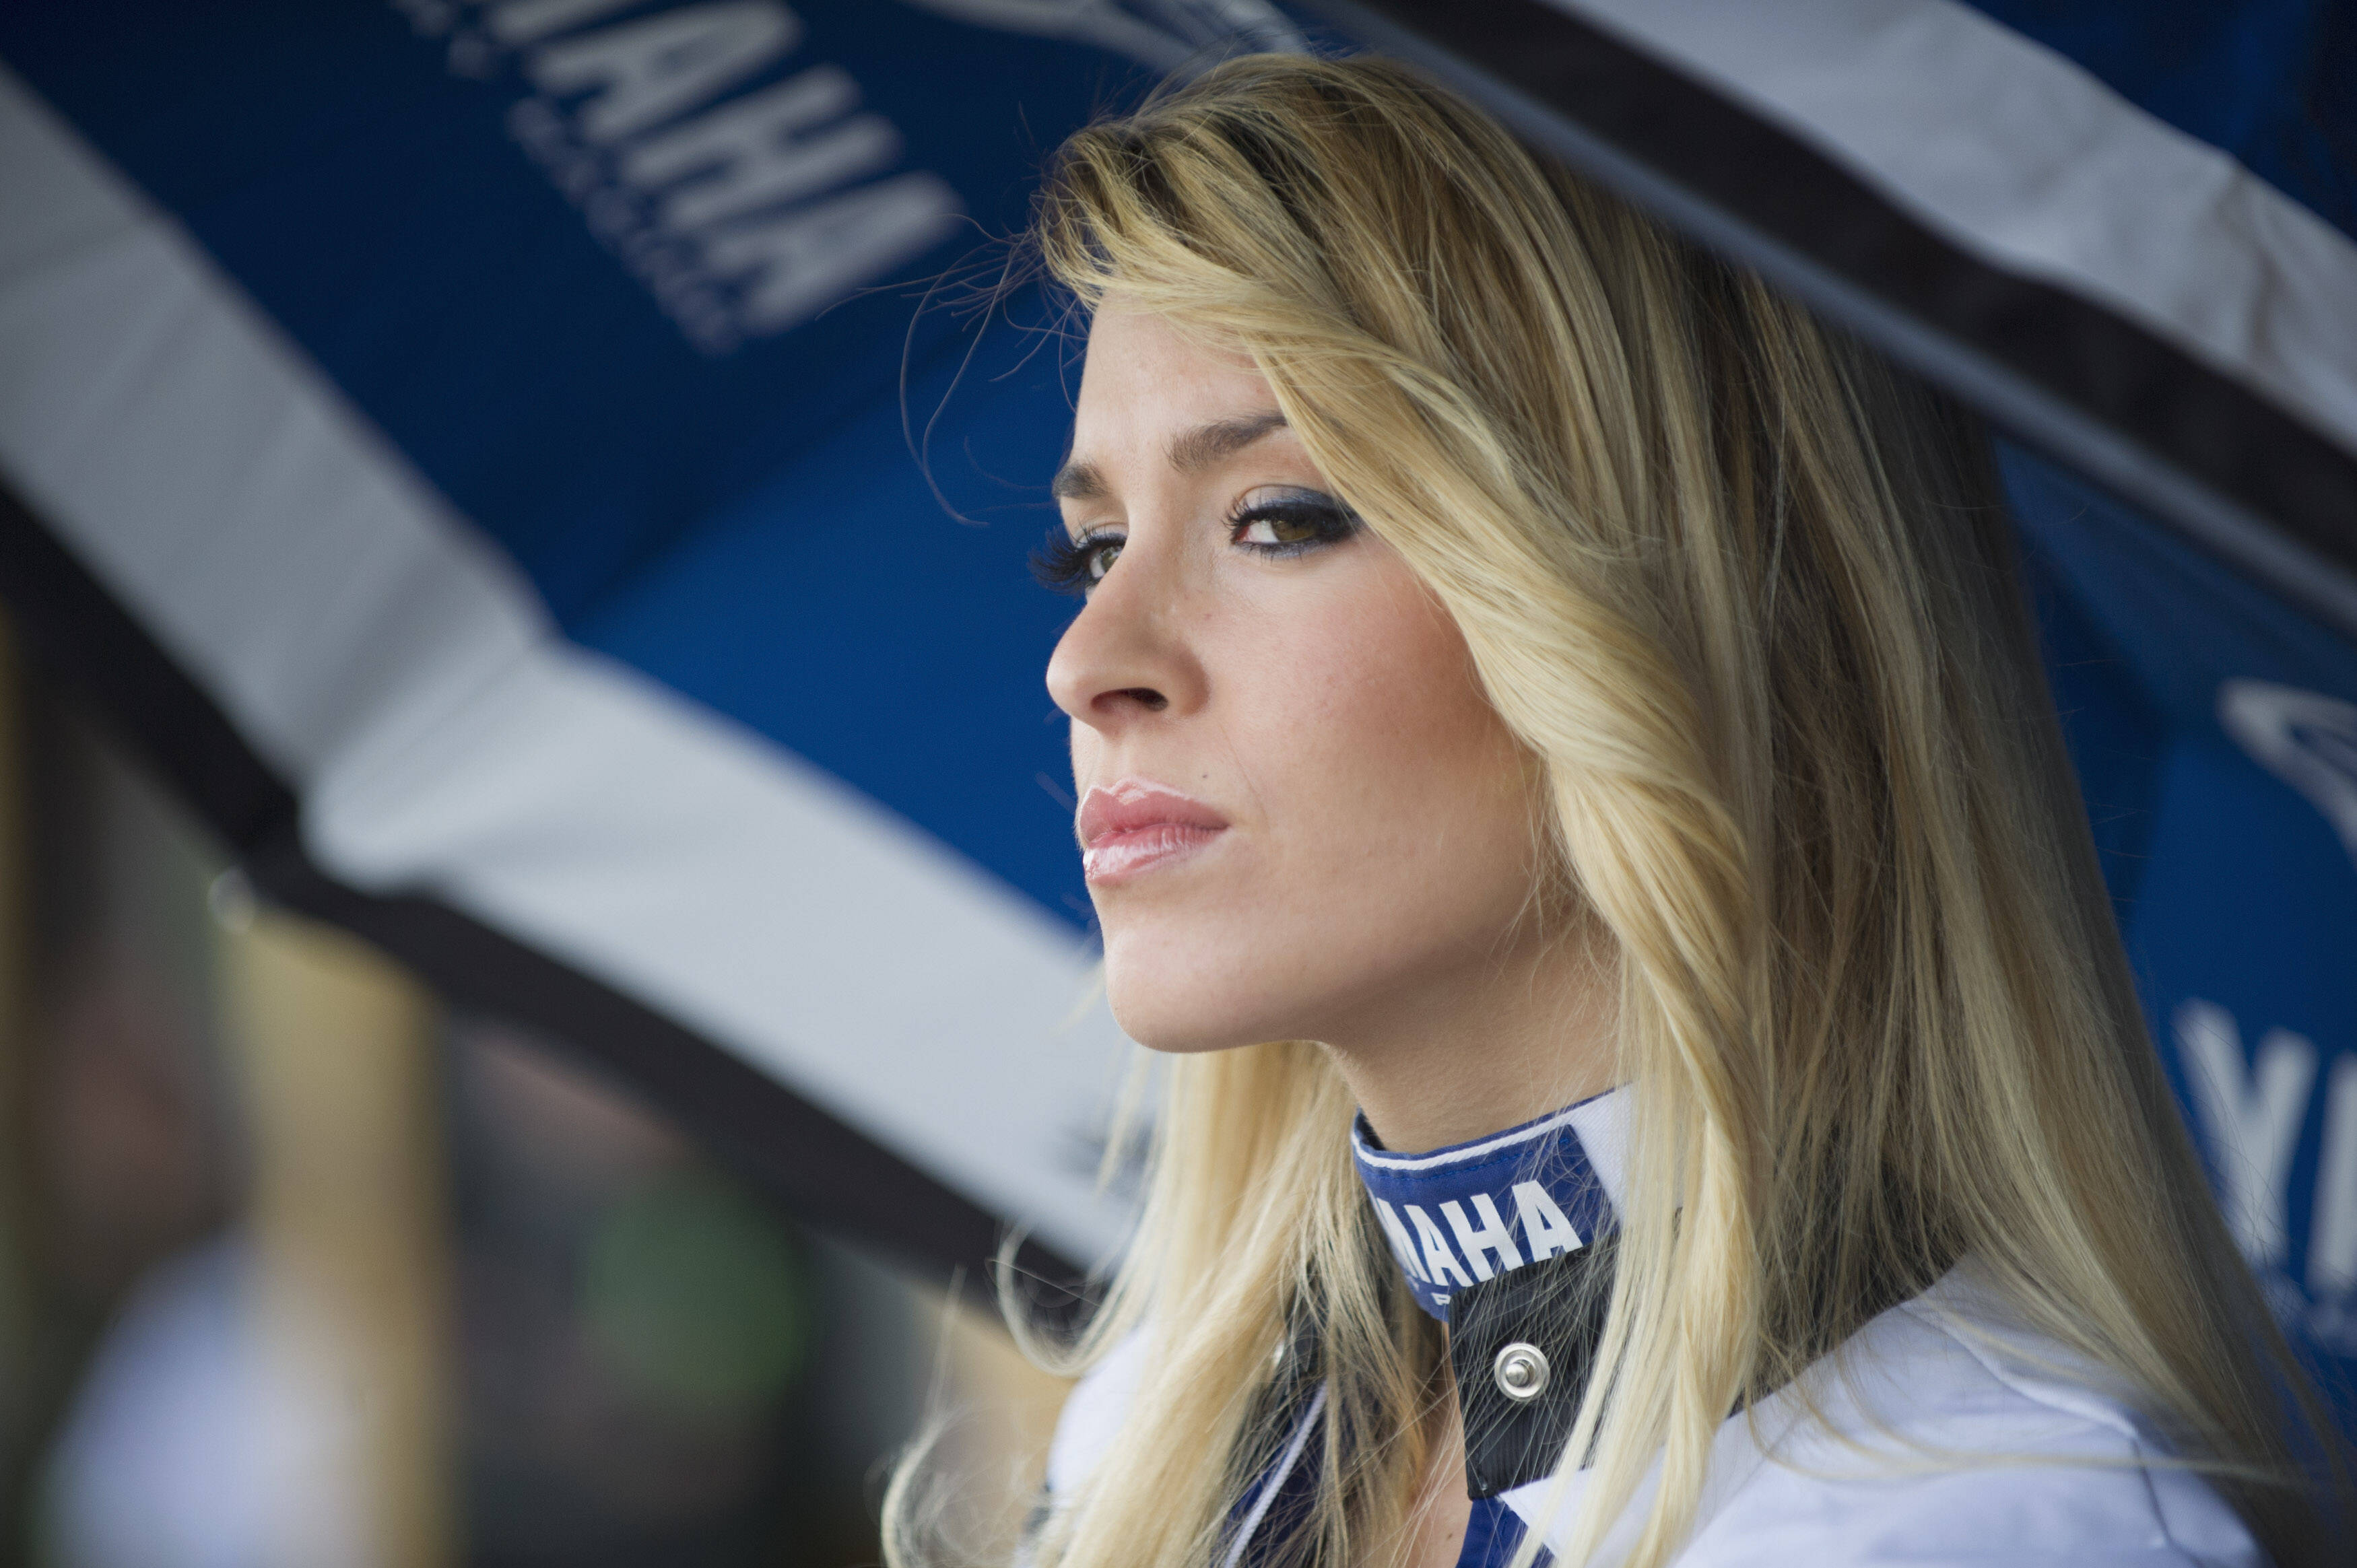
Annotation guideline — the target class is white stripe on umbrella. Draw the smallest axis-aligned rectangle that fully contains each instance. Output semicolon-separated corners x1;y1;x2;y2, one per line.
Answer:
1551;0;2357;456
0;61;1135;1269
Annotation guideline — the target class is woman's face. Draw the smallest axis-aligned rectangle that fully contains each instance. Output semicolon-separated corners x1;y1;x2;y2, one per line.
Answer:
1047;310;1552;1060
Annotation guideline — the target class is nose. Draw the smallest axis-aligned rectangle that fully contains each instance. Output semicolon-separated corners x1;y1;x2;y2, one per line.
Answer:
1044;537;1207;734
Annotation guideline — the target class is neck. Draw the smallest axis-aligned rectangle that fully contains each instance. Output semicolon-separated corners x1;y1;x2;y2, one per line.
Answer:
1321;913;1619;1153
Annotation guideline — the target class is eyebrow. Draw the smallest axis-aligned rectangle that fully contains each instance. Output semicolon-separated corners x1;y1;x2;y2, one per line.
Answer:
1049;409;1290;502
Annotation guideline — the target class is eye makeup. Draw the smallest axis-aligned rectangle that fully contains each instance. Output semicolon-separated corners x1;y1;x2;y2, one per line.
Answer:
1032;527;1125;595
1224;485;1363;556
1033;487;1362;596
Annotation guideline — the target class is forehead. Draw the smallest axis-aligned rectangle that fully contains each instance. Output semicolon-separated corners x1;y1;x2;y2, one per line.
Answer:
1070;309;1275;454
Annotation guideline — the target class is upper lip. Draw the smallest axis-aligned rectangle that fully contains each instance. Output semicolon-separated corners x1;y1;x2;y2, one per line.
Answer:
1077;778;1230;848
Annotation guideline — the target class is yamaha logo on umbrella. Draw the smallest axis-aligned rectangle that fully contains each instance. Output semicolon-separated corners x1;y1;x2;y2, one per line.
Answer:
391;0;964;355
386;0;1299;355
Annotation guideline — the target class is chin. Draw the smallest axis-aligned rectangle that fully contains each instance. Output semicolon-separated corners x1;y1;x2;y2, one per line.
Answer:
1106;977;1364;1059
1102;957;1301;1056
1104;990;1260;1056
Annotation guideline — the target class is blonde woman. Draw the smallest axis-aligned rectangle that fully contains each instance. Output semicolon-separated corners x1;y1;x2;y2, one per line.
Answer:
894;55;2348;1568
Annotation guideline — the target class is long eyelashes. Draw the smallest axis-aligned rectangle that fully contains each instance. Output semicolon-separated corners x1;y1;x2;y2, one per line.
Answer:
1032;529;1121;595
1034;490;1362;599
1225;489;1362;555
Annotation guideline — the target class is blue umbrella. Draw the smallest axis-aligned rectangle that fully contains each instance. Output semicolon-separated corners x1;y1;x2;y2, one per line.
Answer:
0;0;1293;1281
0;0;2349;1429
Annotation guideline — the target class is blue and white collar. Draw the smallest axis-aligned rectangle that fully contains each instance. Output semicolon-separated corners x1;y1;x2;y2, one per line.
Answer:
1350;1088;1626;1320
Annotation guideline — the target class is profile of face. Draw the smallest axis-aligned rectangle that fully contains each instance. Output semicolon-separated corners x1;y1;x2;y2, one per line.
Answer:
1045;310;1554;1064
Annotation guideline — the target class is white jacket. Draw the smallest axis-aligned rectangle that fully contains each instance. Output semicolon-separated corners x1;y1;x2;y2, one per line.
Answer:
1042;1093;2265;1566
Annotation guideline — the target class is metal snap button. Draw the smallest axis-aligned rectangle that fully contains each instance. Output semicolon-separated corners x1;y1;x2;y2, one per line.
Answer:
1492;1342;1550;1402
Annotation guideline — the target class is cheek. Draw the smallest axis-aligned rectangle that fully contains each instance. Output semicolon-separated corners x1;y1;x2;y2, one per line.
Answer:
1086;545;1547;1055
1223;564;1539;935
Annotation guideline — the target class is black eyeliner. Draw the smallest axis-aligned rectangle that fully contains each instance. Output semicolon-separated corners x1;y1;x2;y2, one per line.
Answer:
1034;491;1359;598
1033;526;1119;596
1226;490;1363;557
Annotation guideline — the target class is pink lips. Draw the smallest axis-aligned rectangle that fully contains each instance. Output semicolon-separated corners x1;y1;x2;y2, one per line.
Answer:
1077;778;1229;884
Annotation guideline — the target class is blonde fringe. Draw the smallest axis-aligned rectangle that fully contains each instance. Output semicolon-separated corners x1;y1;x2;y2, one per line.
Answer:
891;54;2347;1568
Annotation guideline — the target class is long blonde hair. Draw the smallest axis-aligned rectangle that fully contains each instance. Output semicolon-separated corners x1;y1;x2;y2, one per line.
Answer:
892;54;2344;1568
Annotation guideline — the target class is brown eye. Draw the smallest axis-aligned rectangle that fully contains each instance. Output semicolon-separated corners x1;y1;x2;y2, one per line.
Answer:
1228;487;1363;555
1032;526;1128;596
1236;512;1323;546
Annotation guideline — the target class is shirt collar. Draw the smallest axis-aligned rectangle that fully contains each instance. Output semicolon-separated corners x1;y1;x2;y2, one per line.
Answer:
1350;1087;1626;1320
